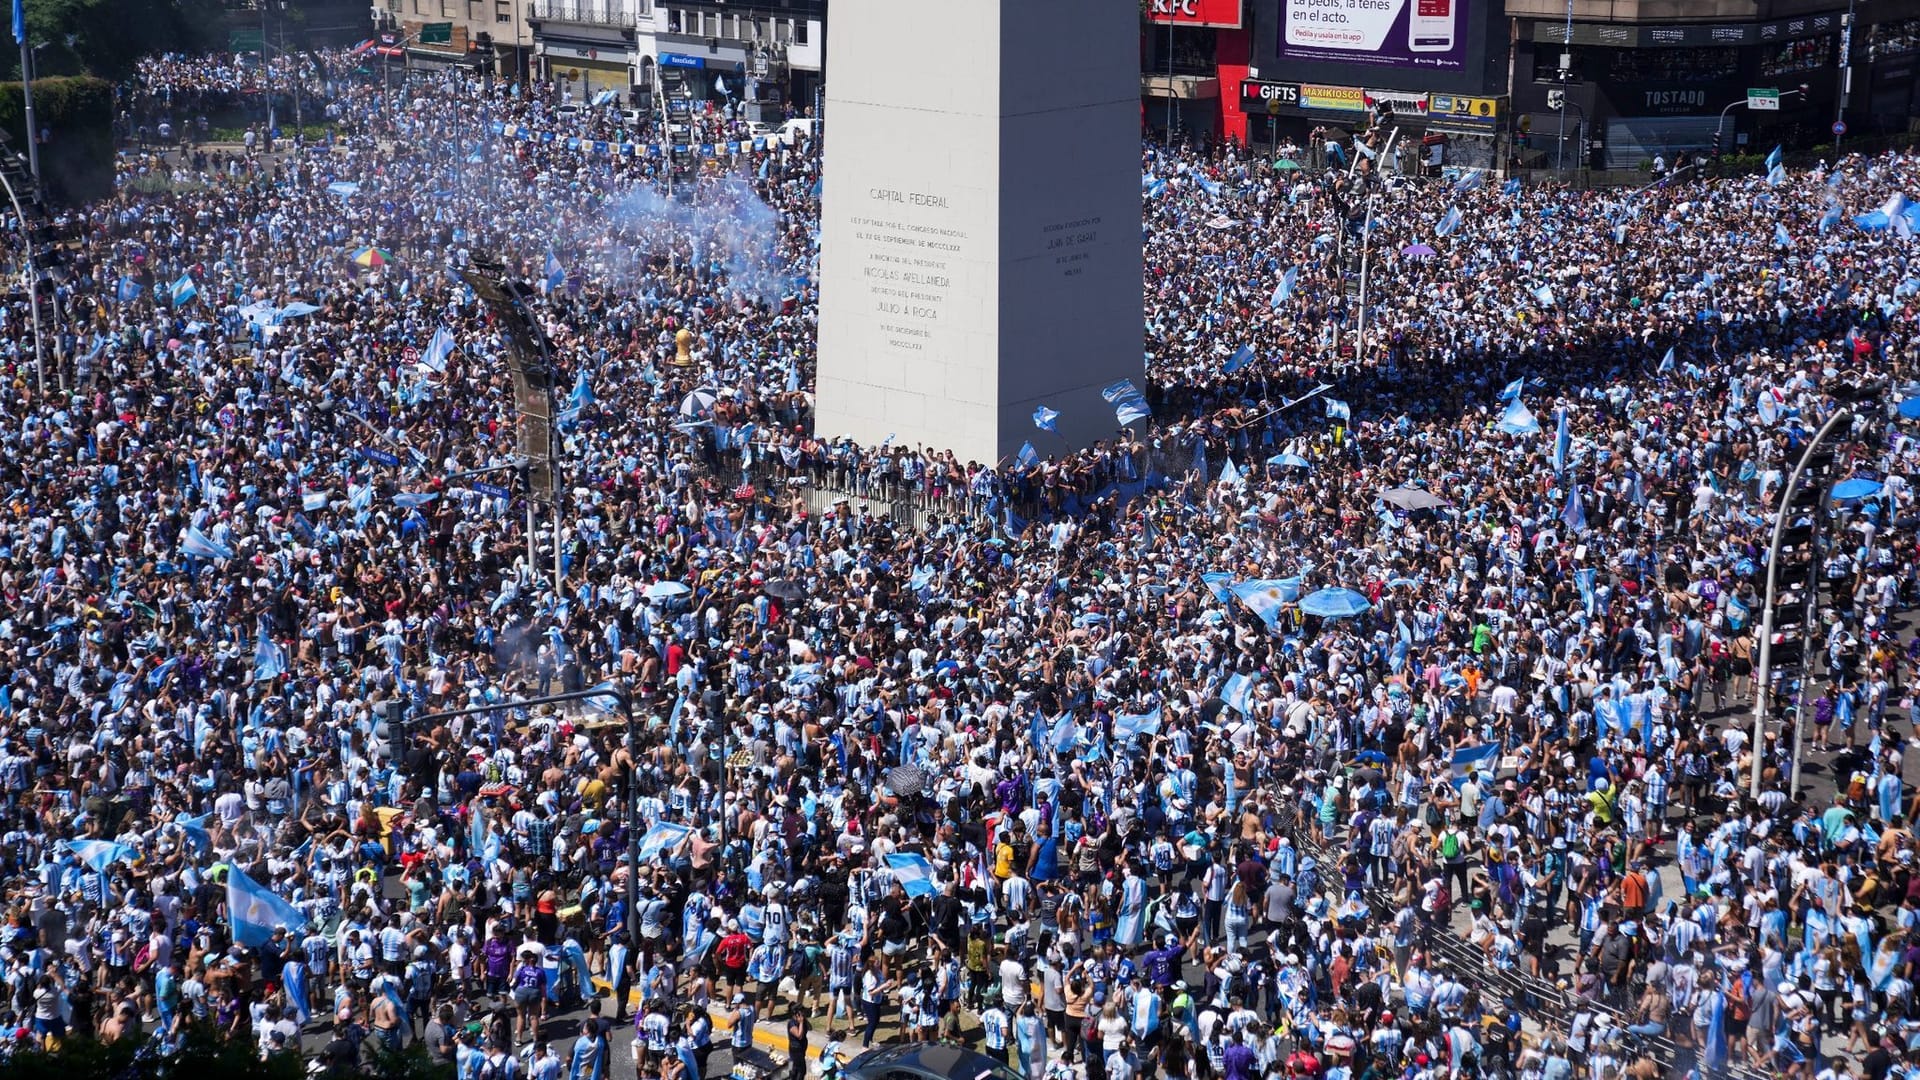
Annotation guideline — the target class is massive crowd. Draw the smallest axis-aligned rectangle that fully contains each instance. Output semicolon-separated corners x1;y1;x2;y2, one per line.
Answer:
0;45;1917;1080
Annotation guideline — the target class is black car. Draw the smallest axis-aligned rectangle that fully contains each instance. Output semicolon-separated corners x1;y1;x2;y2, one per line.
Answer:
843;1043;1026;1080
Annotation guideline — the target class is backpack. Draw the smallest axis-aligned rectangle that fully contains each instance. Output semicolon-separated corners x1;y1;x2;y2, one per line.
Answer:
1440;830;1461;859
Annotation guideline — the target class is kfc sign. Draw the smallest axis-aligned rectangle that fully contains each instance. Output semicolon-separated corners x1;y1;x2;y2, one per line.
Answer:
1147;0;1245;29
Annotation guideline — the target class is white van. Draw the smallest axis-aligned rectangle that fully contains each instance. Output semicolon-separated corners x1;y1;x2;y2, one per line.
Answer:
774;118;818;147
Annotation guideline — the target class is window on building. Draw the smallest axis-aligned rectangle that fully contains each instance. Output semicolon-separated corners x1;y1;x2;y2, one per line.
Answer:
795;19;807;45
666;8;681;32
1759;36;1832;76
1872;17;1920;57
774;18;791;44
1149;27;1214;76
1604;46;1737;83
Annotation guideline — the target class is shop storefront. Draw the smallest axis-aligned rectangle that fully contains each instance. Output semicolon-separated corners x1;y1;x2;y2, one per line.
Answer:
540;43;634;97
1238;78;1504;172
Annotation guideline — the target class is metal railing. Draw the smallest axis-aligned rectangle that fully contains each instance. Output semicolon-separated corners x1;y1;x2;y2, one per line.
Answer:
1273;806;1770;1080
532;0;641;24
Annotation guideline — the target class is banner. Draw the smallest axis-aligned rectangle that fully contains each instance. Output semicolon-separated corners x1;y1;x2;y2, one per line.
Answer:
1147;0;1245;26
1281;0;1470;74
1299;84;1368;112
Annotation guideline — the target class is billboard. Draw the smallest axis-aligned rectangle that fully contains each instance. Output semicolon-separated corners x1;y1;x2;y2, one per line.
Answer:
1146;0;1245;27
1279;0;1468;72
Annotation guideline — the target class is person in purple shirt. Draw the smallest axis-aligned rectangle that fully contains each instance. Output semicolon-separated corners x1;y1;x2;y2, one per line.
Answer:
483;925;514;995
1141;933;1185;989
1222;1031;1258;1080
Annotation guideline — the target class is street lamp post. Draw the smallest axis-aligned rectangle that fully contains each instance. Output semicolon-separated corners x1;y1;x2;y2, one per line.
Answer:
1712;86;1808;161
1749;407;1853;800
413;683;644;988
0;164;45;397
1352;128;1399;369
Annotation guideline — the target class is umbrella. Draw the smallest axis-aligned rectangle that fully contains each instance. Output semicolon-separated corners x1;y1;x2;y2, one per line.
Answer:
679;388;718;417
1831;478;1883;502
1299;587;1372;619
885;764;927;796
1897;395;1920;420
1401;243;1436;258
1266;453;1312;469
351;246;396;269
1380;487;1451;511
643;580;691;601
765;579;806;603
1274;159;1301;170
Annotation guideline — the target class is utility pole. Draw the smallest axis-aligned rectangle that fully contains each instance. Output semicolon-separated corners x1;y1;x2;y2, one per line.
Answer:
1835;0;1856;157
17;30;38;184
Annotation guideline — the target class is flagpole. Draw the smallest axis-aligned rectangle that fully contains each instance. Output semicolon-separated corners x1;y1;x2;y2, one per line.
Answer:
0;163;42;397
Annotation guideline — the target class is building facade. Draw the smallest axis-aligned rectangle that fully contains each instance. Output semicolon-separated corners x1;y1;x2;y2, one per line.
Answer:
1145;0;1920;172
526;0;824;118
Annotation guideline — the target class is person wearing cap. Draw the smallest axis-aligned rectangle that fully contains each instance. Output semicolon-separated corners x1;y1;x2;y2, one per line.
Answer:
510;947;546;1045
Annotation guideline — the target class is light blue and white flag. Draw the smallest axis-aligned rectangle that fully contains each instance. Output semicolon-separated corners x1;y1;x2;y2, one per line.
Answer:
1032;405;1059;432
1435;206;1463;237
1326;398;1351;423
1271;266;1298;307
1015;441;1038;469
170;274;198;306
254;627;288;681
884;852;939;899
1765;145;1782;172
637;821;694;863
1497;398;1541;436
226;865;309;946
1218;458;1244;487
1223;344;1254;374
1113;707;1163;741
1553;408;1569;474
1561;484;1588;534
67;838;137;874
181;526;234;560
1499;377;1524;402
1449;743;1499;787
1230;578;1300;629
545;248;565;291
1221;672;1255;716
1658;346;1675;373
421;327;455;373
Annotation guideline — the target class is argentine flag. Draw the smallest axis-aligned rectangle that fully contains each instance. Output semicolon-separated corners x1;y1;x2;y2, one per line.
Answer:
180;525;234;560
227;865;309;946
68;838;137;873
884;852;939;899
637;820;693;863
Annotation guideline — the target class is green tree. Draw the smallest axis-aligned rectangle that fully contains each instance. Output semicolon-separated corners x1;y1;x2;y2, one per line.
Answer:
14;0;226;82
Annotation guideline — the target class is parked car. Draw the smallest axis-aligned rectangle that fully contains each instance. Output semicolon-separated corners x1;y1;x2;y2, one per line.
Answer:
842;1043;1024;1080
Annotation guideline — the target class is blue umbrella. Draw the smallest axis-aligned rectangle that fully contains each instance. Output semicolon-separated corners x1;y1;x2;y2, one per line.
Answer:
1831;478;1883;502
1299;587;1372;619
1267;453;1312;469
1898;395;1920;420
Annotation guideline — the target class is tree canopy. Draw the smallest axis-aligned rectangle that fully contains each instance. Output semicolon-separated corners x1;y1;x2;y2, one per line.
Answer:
15;0;228;82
